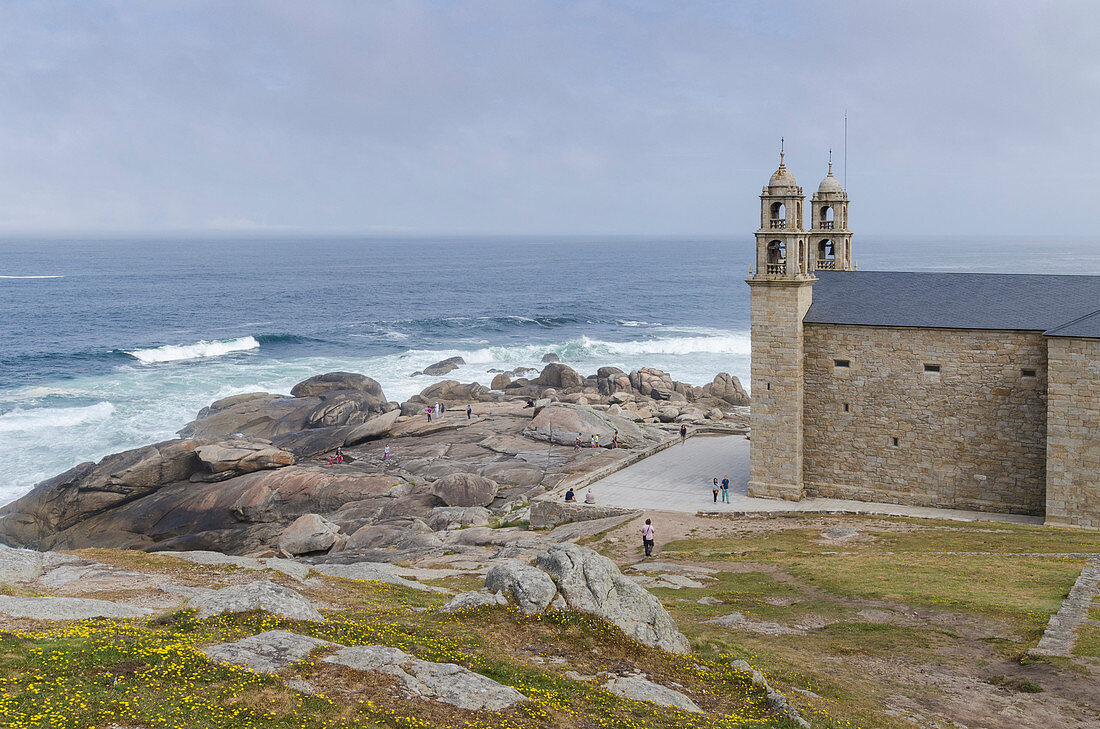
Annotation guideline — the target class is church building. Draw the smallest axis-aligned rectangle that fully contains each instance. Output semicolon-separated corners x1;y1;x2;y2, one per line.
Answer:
747;151;1100;529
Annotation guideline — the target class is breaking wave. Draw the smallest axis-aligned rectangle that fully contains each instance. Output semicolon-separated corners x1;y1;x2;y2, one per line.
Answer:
0;275;64;279
123;336;260;364
0;401;115;433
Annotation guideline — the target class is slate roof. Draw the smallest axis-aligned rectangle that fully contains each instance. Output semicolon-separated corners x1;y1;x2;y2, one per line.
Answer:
803;271;1100;338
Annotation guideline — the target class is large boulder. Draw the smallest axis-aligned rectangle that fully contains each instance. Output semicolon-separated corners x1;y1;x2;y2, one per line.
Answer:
430;473;499;507
439;590;508;613
290;372;385;400
701;373;750;406
421;356;465;376
536;543;691;654
537;363;584;390
541;353;560;363
523;404;661;449
426;506;492;531
179;395;319;439
324;645;527;711
195;441;294;475
0;439;201;548
490;372;511;390
343;409;401;447
484;560;558;614
277;514;341;555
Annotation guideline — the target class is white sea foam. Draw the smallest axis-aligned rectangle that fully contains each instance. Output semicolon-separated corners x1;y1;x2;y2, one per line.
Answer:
0;401;115;433
124;336;260;363
617;320;662;327
0;275;64;279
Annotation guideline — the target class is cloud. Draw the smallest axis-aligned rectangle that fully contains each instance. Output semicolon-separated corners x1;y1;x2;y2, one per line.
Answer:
0;0;1096;235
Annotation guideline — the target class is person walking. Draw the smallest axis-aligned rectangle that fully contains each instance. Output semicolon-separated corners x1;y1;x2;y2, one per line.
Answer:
680;424;687;444
466;404;472;420
720;476;730;503
593;434;600;448
383;445;391;461
610;431;618;449
641;519;656;557
589;434;596;449
712;477;719;503
574;435;582;452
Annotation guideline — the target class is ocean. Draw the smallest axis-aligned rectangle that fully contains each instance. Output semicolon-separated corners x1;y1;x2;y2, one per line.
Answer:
1;233;1098;506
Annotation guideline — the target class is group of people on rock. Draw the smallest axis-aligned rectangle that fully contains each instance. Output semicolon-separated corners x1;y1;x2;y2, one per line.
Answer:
426;402;474;421
573;431;618;451
326;447;345;465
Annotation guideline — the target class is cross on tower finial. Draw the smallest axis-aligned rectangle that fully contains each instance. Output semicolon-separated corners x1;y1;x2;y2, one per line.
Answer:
828;148;833;174
780;137;785;165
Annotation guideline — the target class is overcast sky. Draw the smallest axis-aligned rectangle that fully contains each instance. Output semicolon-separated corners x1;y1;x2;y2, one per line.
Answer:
0;1;1096;236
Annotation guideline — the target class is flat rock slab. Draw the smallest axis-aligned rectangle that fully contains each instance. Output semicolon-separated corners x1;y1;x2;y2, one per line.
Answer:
438;590;508;613
188;580;323;622
312;562;452;594
706;611;804;636
0;595;152;620
324;644;526;711
630;573;706;590
204;629;339;673
0;544;46;583
158;551;310;581
627;562;719;576
604;675;703;714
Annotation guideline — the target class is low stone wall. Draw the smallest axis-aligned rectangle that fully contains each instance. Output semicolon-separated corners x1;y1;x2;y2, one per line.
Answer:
529;501;638;530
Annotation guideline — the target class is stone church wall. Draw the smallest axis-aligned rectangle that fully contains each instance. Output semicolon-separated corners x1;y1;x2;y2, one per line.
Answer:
1045;337;1100;529
802;324;1047;514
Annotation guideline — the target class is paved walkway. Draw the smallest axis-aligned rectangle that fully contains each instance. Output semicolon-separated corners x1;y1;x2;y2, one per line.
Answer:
1032;556;1100;657
592;434;1042;525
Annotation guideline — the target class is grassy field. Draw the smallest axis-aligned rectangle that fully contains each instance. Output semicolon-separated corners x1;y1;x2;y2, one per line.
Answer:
592;513;1100;729
0;551;798;729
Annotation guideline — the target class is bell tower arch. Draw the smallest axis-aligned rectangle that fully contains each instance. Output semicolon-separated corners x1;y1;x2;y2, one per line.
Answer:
810;153;853;271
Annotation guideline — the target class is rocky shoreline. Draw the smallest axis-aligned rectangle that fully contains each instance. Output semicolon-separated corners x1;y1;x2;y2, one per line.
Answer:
0;362;748;563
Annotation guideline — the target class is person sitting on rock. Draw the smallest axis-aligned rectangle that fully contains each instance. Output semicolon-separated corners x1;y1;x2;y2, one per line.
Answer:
564;487;575;502
584;489;596;504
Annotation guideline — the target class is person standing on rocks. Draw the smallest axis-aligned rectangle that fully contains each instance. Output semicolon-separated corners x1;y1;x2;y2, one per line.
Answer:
720;476;730;503
440;402;445;418
434;402;440;420
641;519;656;557
466;404;472;420
426;406;433;422
383;445;391;461
610;431;618;449
712;477;719;503
680;424;688;444
574;435;582;452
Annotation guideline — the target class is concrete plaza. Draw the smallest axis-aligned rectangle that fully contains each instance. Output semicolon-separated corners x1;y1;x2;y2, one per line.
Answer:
592;434;1042;525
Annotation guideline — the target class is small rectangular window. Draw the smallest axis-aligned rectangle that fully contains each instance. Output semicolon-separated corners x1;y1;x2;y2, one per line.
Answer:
843;403;850;412
1021;368;1037;378
834;359;850;368
766;382;771;391
892;437;899;447
924;364;941;373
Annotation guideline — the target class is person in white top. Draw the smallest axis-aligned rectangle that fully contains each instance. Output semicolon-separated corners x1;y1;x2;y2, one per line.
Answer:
584;489;596;504
641;518;655;557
